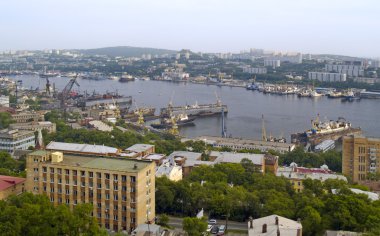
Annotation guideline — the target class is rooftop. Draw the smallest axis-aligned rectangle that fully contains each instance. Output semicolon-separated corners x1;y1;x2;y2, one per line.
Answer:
211;151;265;165
168;151;202;161
126;144;155;153
46;141;119;155
0;128;35;138
29;150;152;172
248;215;302;236
0;175;26;191
198;136;295;148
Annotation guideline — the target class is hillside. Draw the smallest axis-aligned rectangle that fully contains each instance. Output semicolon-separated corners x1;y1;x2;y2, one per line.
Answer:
80;46;177;58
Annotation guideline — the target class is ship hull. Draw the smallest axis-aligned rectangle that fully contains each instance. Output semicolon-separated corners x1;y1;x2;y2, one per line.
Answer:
160;105;228;118
151;117;196;129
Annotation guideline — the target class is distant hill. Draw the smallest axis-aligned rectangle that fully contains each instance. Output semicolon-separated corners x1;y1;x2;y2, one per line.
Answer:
80;46;177;58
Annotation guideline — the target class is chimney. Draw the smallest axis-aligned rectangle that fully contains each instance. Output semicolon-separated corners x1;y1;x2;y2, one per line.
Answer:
275;216;279;225
249;216;253;229
277;228;280;236
297;228;301;236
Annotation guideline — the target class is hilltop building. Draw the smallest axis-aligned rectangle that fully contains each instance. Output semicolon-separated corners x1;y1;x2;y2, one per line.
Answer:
0;175;26;200
25;150;156;232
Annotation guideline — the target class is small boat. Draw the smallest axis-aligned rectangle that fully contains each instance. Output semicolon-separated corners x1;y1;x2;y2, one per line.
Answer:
151;113;195;129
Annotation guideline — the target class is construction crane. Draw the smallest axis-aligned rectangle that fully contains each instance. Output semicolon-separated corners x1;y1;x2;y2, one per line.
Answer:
134;100;144;125
262;114;267;141
45;78;51;95
59;75;79;120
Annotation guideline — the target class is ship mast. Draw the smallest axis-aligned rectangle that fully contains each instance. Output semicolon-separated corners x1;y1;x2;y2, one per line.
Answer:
262;114;267;141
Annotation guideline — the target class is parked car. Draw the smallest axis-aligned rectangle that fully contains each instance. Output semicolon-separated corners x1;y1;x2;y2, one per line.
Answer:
208;219;217;225
206;224;213;232
211;225;219;234
217;225;226;235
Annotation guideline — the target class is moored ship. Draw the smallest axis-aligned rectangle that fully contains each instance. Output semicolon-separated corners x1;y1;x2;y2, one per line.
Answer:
160;100;228;118
151;113;195;129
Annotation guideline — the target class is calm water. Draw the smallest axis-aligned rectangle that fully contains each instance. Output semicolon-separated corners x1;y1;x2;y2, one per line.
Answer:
10;75;380;140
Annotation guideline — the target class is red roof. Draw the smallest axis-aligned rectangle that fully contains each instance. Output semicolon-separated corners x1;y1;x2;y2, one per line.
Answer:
0;175;26;191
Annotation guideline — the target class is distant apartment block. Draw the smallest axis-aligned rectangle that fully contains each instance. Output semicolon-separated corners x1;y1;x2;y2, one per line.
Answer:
264;60;281;68
243;66;267;74
308;72;347;82
26;151;156;232
267;53;302;64
370;60;380;68
325;64;365;77
342;135;380;183
0;129;35;154
11;112;45;123
354;77;380;85
9;121;56;133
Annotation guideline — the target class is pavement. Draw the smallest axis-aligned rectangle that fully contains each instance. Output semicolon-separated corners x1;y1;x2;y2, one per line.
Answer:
167;216;248;234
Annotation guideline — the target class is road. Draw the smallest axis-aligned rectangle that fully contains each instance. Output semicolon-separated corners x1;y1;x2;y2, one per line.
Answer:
167;216;247;231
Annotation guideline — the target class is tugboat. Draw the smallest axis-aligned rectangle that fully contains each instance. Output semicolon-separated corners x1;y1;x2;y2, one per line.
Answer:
342;89;360;102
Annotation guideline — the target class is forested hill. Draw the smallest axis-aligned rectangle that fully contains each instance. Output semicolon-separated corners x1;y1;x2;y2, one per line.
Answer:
80;46;177;57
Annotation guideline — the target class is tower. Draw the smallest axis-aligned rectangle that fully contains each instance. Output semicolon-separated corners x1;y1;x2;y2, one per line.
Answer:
35;129;45;150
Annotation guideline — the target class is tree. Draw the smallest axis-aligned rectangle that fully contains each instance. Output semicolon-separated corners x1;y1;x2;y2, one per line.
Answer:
298;206;322;236
0;112;14;129
158;214;170;227
183;217;207;236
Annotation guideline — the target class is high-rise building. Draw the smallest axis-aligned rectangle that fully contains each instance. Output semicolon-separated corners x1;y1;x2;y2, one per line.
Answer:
26;151;156;232
342;135;380;183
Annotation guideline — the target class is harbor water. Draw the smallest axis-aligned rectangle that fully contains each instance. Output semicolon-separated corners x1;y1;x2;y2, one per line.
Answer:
10;75;380;140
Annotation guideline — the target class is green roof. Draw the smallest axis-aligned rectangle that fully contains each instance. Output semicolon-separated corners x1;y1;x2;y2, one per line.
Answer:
81;157;151;172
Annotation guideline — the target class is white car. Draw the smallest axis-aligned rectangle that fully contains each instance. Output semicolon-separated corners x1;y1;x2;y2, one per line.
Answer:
208;219;217;225
207;224;213;232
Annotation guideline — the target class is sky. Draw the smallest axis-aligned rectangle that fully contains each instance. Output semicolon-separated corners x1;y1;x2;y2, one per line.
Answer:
0;0;379;57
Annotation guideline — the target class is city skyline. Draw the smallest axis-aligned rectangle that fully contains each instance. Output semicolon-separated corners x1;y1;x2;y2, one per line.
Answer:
1;0;379;58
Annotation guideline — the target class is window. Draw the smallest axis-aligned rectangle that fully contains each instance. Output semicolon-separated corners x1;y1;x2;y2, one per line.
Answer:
97;183;102;189
114;195;118;201
50;178;54;183
114;185;118;191
34;168;39;173
89;182;93;187
50;188;54;193
43;186;47;192
122;216;126;222
105;213;110;219
89;172;93;178
73;180;77;186
122;205;127;211
58;178;62;184
66;189;70;195
97;203;101;208
74;190;78;196
43;177;47;182
65;179;69;185
73;170;77;176
58;188;62;194
89;191;94;197
81;182;85;187
130;187;135;193
122;175;127;182
106;183;110;189
97;172;101;179
81;171;85;177
66;199;70;204
114;205;118;210
106;193;110;200
97;213;102;218
105;204;110;210
34;177;39;181
105;173;110;180
122;195;127;201
122;186;127;191
97;193;102;199
58;198;62;203
50;168;55;173
50;196;54;202
114;215;118;221
43;167;47;173
65;169;70;175
130;176;136;182
57;168;62;174
74;200;78;205
113;175;118;181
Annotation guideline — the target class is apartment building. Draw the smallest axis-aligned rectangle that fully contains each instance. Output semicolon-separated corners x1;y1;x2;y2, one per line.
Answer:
308;72;347;82
0;128;35;153
325;64;365;77
9;121;56;133
342;135;380;183
243;67;267;74
11;112;45;123
26;150;156;232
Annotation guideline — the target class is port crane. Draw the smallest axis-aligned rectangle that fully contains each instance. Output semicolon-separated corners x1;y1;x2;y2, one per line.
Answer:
133;100;145;125
59;75;79;120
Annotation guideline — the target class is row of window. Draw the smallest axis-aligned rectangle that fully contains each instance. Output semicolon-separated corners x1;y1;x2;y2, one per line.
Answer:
40;178;133;191
40;167;136;182
44;187;133;200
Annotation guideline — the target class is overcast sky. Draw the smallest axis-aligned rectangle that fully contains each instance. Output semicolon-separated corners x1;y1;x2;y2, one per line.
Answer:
0;0;378;57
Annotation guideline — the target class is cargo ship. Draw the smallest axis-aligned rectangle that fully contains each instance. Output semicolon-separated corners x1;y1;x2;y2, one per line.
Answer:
76;92;132;110
151;113;195;129
291;115;362;146
119;73;135;82
160;98;228;118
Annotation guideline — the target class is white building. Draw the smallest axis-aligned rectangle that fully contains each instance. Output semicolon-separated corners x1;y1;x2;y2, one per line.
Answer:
156;158;183;181
370;60;380;68
308;72;347;82
248;215;302;236
325;64;365;77
243;66;267;74
0;95;9;107
264;60;281;68
0;129;35;154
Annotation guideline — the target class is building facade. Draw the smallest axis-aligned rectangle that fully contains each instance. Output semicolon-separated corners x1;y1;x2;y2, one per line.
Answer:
26;151;156;232
325;64;365;77
0;129;35;153
9;121;56;133
264;59;281;68
342;135;380;183
243;67;267;74
0;175;26;200
308;72;347;82
11;112;45;123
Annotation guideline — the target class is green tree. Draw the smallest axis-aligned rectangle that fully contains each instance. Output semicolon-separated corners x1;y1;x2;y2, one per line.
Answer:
183;217;207;236
0;112;14;129
298;206;322;236
158;214;170;227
